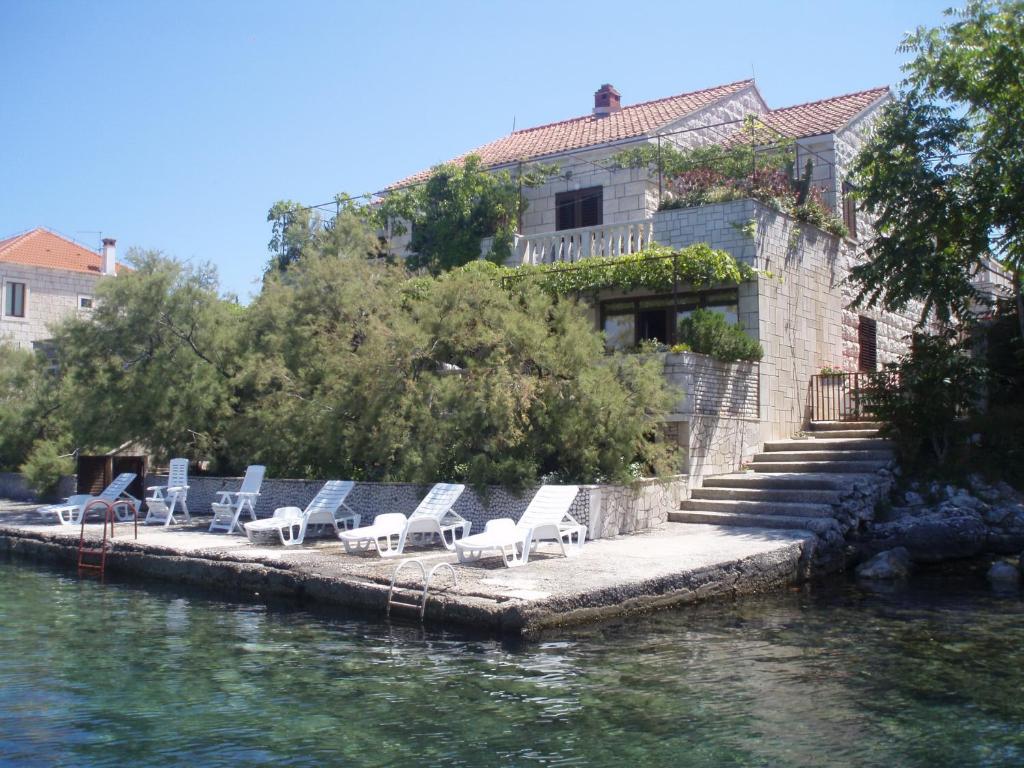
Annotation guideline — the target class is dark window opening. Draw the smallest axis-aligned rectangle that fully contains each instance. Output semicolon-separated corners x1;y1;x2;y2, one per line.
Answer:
4;282;26;318
556;186;603;230
858;316;877;371
842;181;858;239
600;289;740;351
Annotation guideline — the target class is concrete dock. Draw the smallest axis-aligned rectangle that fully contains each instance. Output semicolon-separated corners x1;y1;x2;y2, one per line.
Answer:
0;502;813;637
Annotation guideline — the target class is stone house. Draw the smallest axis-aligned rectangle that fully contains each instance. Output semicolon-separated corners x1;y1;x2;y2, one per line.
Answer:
0;228;122;350
384;80;921;476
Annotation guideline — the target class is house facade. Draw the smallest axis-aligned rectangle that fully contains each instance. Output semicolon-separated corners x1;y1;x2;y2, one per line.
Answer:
385;80;923;476
0;228;121;350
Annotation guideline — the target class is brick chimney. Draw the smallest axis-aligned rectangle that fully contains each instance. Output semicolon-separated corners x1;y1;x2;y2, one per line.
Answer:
101;237;117;276
593;84;621;117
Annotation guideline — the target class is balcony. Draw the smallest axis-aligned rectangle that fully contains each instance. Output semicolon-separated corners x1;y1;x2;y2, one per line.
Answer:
510;219;655;266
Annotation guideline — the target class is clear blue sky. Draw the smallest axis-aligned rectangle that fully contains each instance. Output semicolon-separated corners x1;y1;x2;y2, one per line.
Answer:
1;0;951;300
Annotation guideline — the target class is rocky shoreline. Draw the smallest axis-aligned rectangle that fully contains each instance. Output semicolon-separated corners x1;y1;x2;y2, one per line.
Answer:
852;474;1024;585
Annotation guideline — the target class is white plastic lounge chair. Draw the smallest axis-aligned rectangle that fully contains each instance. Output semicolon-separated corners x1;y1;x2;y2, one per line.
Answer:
455;485;585;568
143;458;191;526
339;483;468;557
208;465;266;534
243;480;358;546
38;473;139;526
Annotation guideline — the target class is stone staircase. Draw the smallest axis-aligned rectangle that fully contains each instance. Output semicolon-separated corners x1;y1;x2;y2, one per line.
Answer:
669;421;893;533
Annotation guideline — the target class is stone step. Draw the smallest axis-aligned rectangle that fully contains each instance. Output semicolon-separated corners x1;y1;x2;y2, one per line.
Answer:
810;420;884;432
691;486;842;504
751;460;888;473
680;498;835;518
753;449;893;463
668;509;837;532
702;472;876;490
764;438;893;452
803;428;882;439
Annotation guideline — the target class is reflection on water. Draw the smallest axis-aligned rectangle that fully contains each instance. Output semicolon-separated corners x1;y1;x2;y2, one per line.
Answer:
1;558;1022;767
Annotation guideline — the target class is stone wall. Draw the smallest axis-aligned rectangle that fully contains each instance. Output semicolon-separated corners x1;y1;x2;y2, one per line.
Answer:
0;472;76;502
142;475;687;540
586;476;688;538
0;263;102;349
663;351;760;477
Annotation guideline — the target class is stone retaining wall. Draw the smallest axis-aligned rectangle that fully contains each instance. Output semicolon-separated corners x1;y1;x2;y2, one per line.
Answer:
144;474;690;540
0;472;76;503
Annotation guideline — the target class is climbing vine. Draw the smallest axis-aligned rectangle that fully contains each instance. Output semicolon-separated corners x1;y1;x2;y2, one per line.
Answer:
453;243;759;296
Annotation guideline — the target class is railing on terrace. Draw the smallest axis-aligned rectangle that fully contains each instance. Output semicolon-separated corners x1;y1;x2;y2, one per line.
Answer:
514;219;655;266
808;371;891;423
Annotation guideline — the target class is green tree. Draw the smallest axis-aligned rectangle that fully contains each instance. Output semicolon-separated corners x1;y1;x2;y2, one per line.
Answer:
53;249;240;465
0;344;66;471
267;195;384;272
851;0;1024;331
376;155;557;273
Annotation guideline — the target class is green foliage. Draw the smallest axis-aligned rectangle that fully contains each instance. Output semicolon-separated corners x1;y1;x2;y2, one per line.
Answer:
53;249;241;465
851;1;1024;329
375;155;558;274
20;440;74;499
0;344;67;472
233;254;680;487
267;196;384;272
499;244;758;296
861;331;987;469
676;310;763;362
608;134;847;238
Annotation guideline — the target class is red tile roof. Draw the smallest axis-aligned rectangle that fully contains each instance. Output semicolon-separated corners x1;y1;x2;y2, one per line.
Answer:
392;79;757;187
0;228;120;275
389;83;890;189
759;87;890;139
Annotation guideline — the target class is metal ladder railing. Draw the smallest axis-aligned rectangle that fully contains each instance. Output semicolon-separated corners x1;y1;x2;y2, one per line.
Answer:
386;558;458;621
78;498;138;577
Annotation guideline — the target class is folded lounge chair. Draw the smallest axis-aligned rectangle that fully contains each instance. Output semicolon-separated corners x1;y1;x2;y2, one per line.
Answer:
455;485;585;568
244;480;358;546
338;483;468;557
209;465;265;534
38;473;139;526
143;458;191;526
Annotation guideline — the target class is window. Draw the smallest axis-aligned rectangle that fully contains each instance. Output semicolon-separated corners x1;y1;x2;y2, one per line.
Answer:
78;296;94;310
858;316;877;372
600;289;740;351
842;181;858;239
556;186;602;230
3;281;26;318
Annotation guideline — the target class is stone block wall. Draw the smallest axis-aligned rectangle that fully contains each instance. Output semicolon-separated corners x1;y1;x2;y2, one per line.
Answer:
0;263;101;349
142;475;687;540
0;472;76;502
663;351;760;477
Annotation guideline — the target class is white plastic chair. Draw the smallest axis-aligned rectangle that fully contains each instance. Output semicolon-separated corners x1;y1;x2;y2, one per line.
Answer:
38;473;139;526
144;458;191;526
244;480;358;546
208;465;265;534
455;485;584;567
339;483;468;557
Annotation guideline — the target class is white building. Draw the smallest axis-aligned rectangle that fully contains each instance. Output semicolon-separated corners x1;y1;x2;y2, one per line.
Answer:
0;228;121;350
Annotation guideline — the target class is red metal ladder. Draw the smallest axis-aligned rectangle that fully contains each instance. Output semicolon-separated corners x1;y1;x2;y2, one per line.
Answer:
77;498;138;577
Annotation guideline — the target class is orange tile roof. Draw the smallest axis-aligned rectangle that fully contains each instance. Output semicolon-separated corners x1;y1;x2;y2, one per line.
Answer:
0;228;119;275
759;87;890;139
389;83;891;190
392;79;757;187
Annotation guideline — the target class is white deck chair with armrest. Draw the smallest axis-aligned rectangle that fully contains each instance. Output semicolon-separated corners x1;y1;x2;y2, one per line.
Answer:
243;480;358;546
143;458;191;526
455;485;585;568
208;465;265;534
338;483;468;557
39;473;139;526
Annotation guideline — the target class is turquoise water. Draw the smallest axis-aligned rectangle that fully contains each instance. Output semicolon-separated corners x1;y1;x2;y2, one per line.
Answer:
1;558;1022;767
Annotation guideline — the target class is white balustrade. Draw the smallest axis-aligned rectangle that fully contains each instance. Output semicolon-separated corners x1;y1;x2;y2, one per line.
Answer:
512;219;655;266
